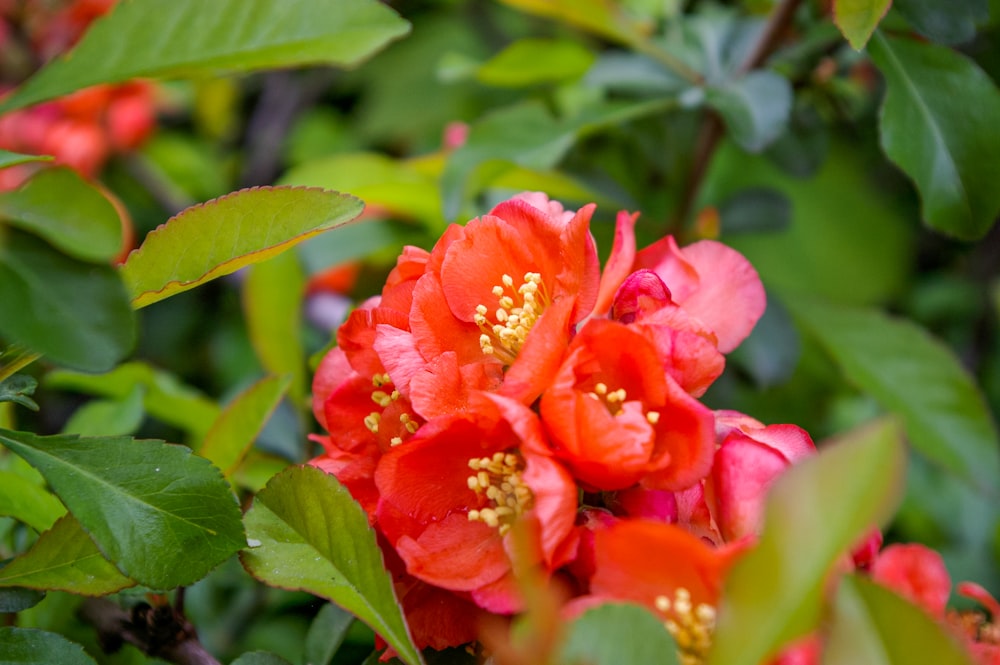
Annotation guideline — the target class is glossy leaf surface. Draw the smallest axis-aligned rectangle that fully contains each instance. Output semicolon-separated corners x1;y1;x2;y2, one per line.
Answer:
0;429;245;589
242;465;423;665
706;70;792;152
833;0;892;49
121;187;364;307
0;627;97;665
893;0;988;45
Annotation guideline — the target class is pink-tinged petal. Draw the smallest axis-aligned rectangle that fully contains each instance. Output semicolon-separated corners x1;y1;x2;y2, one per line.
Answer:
471;571;522;614
851;528;884;571
635;235;700;303
641;376;716;491
639;324;725;397
594;210;640;316
395;513;509;591
338;305;409;376
957;581;1000;618
715;410;766;440
312;346;352;429
555;203;600;322
746;424;816;462
508;191;575;224
711;433;791;541
871;543;952;618
608;487;678;522
373;324;425;396
768;634;822;665
611;269;674;324
673;483;720;545
409;352;502;420
522;453;578;568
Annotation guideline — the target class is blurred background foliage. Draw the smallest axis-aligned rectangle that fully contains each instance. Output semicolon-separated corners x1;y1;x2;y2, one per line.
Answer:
1;0;999;662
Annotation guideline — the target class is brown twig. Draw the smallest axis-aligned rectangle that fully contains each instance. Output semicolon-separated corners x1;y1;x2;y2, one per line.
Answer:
78;598;221;665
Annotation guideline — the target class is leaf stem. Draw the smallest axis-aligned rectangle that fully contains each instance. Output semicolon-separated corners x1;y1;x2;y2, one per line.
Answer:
0;346;41;383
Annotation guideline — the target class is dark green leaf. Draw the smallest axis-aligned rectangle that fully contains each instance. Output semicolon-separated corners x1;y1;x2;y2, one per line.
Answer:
787;299;1000;494
121;187;364;308
0;429;245;589
0;0;410;113
707;418;907;665
584;53;687;95
558;603;679;665
230;653;293;665
46;362;220;441
0;230;135;372
0;168;122;263
305;603;355;665
0;470;65;532
0;150;52;169
199;375;290;477
718;187;791;234
0;588;44;613
894;0;988;45
62;385;145;437
0;515;135;595
0;627;97;665
706;71;792;152
833;0;892;49
477;39;595;87
0;374;38;411
869;33;1000;239
241;465;423;665
825;575;974;665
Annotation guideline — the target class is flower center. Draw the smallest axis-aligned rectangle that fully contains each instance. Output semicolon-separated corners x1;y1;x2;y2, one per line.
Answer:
654;588;716;665
474;272;548;364
363;373;420;446
587;381;660;424
466;451;533;535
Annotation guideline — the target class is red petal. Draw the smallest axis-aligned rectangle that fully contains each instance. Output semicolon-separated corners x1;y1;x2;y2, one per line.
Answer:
594;210;640;316
871;543;951;618
395;513;509;591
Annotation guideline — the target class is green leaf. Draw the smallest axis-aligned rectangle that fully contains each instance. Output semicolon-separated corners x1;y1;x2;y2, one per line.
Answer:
0;374;38;411
230;653;294;665
0;168;122;263
825;575;974;665
477;38;595;87
869;32;1000;240
244;253;306;406
496;0;646;45
46;362;220;442
0;150;52;169
121;186;364;308
787;299;1000;494
241;465;423;665
894;0;988;45
0;515;135;595
717;187;791;234
833;0;893;49
0;230;135;372
0;429;245;589
62;385;145;437
707;418;907;665
0;588;45;613
558;603;679;665
0;470;65;532
0;627;97;665
199;375;290;477
305;603;355;665
0;0;410;113
706;71;792;152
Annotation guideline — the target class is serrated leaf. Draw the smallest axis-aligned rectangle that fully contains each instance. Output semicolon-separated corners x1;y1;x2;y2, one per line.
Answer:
707;418;907;665
787;298;1000;494
0;428;245;589
305;603;355;665
0;374;38;411
558;603;679;665
833;0;892;49
894;0;988;45
62;385;145;437
477;38;595;87
869;33;1000;240
0;150;52;169
0;230;135;372
706;70;792;152
241;465;423;665
0;470;65;532
0;514;135;595
0;168;122;263
0;588;45;613
826;575;974;665
121;186;364;308
0;627;97;665
0;0;410;113
200;375;290;477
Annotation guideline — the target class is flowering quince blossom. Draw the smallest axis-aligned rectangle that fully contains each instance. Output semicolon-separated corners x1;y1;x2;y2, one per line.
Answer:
310;191;965;661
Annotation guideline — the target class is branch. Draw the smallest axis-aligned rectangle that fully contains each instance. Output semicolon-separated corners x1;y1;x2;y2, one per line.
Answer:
79;598;221;665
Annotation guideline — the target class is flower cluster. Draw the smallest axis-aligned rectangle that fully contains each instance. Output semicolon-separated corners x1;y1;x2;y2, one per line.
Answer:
309;193;998;662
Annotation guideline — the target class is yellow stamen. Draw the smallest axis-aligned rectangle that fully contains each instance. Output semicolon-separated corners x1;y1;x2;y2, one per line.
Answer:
466;450;533;535
654;588;716;665
475;272;549;363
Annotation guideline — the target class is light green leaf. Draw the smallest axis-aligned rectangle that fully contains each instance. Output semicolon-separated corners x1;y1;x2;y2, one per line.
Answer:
706;70;792;152
0;429;245;589
46;362;220;441
0;0;410;113
825;575;974;665
62;385;145;437
244;253;306;406
707;419;907;665
199;375;290;477
496;0;647;45
833;0;893;49
0;471;65;532
0;627;97;665
477;38;595;87
0;515;135;595
894;0;988;45
305;603;355;665
787;298;1000;494
0;168;122;263
0;150;52;169
121;187;364;308
558;603;679;665
869;32;1000;239
241;465;423;665
0;230;135;372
